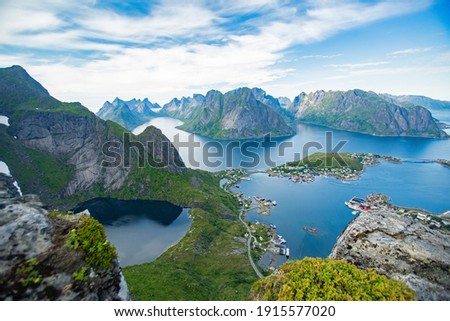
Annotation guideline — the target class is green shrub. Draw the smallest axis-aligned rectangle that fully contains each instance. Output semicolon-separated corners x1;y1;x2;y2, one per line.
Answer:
66;215;117;269
73;267;90;281
16;258;42;287
250;258;415;301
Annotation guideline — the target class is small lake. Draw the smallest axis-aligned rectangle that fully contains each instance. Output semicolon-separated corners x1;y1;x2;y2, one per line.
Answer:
73;198;191;267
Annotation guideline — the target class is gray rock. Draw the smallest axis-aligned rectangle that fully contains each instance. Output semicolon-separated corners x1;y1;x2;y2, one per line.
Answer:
0;175;123;300
329;207;450;300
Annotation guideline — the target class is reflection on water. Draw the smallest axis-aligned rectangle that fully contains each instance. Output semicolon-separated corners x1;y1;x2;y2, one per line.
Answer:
73;198;191;267
134;117;450;172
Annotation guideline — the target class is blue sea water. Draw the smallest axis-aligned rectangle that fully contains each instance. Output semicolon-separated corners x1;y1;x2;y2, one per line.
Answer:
131;116;450;261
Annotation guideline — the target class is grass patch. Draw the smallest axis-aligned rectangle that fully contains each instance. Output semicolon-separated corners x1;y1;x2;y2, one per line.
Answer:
0;127;74;196
287;152;364;171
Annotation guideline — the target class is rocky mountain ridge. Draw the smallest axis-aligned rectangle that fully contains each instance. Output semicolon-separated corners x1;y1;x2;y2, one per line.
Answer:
289;89;447;138
0;65;184;207
97;97;160;130
167;87;295;139
382;94;450;110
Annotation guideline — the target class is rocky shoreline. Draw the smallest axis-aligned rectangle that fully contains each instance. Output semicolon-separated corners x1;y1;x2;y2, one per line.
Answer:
330;195;450;300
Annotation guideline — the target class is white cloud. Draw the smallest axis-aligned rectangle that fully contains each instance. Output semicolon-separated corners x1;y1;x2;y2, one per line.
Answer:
390;47;433;56
1;0;442;109
328;61;391;70
300;54;343;59
78;3;221;43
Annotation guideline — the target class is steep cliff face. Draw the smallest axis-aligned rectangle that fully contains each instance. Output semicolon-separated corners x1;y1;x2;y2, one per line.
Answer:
0;65;185;206
8;111;131;197
329;207;450;300
178;88;295;139
290;90;447;138
0;174;124;300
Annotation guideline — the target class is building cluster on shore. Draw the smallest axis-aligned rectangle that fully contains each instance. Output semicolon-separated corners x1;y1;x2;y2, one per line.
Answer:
269;153;402;182
244;220;291;272
217;168;249;190
346;193;450;231
270;162;360;181
253;196;277;215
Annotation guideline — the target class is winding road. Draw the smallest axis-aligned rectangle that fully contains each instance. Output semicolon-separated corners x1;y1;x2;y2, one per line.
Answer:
237;198;263;279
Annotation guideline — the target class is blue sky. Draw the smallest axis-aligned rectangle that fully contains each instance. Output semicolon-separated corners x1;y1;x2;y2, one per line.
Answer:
0;0;449;111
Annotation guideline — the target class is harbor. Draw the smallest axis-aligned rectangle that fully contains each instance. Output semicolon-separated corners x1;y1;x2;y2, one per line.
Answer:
255;222;291;272
345;193;450;231
253;196;277;215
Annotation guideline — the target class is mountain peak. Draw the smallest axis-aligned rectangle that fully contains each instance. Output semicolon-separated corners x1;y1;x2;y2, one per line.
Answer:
0;65;51;115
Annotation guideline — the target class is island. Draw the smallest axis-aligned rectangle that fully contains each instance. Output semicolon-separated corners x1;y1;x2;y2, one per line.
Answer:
269;152;400;181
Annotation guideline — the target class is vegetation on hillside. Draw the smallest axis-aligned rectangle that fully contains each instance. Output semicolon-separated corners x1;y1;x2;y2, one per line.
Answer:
287;152;364;171
0;127;75;197
250;258;415;301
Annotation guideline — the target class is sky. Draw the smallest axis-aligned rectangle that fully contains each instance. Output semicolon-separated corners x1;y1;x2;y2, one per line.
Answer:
0;0;449;112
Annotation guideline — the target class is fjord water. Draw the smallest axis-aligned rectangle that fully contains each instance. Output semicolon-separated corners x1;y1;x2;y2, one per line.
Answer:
73;198;191;267
134;116;450;260
234;161;450;260
134;117;450;171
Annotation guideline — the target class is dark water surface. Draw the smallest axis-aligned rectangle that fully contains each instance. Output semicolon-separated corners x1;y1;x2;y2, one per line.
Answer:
74;198;191;267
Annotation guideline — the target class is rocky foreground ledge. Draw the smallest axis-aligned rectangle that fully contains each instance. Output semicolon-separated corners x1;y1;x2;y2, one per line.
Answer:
0;173;126;300
330;203;450;300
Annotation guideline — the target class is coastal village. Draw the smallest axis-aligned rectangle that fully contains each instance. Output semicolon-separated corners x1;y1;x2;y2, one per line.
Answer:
218;153;450;276
345;193;450;232
268;153;401;182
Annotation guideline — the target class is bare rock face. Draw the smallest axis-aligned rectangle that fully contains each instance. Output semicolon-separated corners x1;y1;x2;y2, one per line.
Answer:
0;174;124;300
0;65;185;205
329;207;450;300
10;111;131;197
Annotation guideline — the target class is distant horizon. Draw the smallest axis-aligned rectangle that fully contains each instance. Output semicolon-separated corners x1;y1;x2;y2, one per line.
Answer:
97;86;450;110
1;1;449;112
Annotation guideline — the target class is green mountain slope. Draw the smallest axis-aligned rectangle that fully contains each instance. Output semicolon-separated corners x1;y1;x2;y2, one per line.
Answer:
178;87;295;139
289;89;447;138
0;65;257;300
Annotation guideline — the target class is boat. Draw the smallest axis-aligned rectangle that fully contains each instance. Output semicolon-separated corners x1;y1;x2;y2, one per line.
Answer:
352;210;360;215
303;226;317;234
272;200;277;206
279;248;285;255
344;201;349;206
285;248;290;257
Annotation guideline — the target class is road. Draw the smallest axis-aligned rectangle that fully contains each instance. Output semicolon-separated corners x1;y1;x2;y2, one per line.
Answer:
222;176;263;279
238;199;264;279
